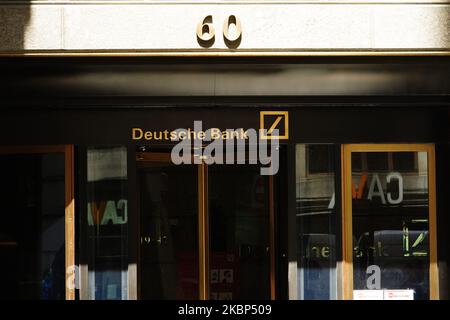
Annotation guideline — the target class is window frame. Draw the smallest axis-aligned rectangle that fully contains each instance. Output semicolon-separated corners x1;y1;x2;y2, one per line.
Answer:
341;144;438;300
0;145;75;300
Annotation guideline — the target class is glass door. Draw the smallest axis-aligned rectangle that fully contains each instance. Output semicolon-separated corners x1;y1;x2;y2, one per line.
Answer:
209;164;272;300
342;144;438;300
136;149;276;300
0;146;75;300
137;151;199;299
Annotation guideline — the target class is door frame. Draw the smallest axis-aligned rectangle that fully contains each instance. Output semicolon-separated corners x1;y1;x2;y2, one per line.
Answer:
135;151;276;299
0;145;75;300
341;144;438;300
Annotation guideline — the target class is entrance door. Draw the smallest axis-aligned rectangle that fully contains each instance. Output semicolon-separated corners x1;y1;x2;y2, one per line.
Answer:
0;146;75;300
137;152;199;299
208;164;272;300
136;149;275;300
342;144;438;300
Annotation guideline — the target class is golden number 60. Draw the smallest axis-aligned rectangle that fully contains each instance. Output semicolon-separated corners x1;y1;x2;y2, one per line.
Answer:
196;15;215;43
196;15;242;48
223;15;242;43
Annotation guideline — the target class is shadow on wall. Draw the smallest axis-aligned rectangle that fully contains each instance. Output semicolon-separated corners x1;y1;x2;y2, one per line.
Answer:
0;4;31;51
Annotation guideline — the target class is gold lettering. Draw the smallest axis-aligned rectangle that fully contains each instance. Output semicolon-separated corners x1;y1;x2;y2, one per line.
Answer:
211;128;221;140
311;246;320;259
321;247;330;258
132;128;143;140
153;131;163;140
187;128;194;140
196;15;215;47
144;131;152;140
132;127;254;141
223;15;242;46
179;131;187;140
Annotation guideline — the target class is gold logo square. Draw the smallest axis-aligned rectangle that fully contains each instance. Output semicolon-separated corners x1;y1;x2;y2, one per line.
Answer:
260;111;289;140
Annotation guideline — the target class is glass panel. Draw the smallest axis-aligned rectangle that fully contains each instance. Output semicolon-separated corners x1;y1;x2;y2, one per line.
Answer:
0;153;65;299
209;164;270;300
138;154;198;299
366;152;389;171
86;147;128;300
351;151;429;300
307;145;334;174
393;153;417;172
296;144;337;300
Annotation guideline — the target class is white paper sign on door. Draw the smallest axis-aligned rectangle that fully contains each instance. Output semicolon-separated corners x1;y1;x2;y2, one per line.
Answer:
353;290;384;300
383;289;414;300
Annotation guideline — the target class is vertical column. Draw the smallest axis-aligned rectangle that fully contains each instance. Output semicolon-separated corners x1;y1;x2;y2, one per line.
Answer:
341;145;353;300
65;145;75;300
428;146;439;300
269;175;276;299
198;162;209;299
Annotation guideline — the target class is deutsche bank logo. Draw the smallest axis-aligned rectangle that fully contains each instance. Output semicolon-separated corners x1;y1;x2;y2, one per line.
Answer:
260;111;289;140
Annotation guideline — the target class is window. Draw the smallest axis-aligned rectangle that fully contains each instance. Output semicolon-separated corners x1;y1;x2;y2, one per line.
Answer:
342;144;438;300
85;146;128;300
296;144;337;300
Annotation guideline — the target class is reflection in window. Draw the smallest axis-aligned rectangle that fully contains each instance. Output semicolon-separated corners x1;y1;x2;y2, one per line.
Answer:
352;152;418;173
352;151;429;300
138;157;199;299
307;145;333;174
86;147;128;300
296;144;337;300
0;153;66;299
209;165;270;300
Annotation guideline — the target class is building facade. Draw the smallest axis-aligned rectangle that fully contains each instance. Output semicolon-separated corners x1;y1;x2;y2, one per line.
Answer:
0;0;449;300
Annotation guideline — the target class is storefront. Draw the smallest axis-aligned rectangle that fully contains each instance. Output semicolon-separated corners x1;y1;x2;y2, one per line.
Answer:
0;1;449;301
0;57;448;300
